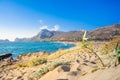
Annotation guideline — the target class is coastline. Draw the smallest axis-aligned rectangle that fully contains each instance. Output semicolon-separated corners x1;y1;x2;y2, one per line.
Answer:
0;41;120;80
0;41;78;80
16;41;76;58
0;41;75;59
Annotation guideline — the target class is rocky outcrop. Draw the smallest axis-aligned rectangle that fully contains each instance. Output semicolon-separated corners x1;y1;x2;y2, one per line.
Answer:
0;53;12;60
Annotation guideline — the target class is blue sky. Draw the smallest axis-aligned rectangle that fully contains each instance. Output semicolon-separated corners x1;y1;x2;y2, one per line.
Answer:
0;0;120;41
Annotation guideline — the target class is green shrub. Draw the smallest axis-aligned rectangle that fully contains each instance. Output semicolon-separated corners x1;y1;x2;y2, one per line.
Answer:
115;42;120;65
17;58;47;67
31;58;47;66
33;60;71;79
17;63;28;67
82;31;105;67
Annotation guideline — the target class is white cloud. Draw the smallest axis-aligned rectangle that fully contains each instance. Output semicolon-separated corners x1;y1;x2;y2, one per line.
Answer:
51;25;59;31
40;25;49;30
39;25;60;31
38;19;59;31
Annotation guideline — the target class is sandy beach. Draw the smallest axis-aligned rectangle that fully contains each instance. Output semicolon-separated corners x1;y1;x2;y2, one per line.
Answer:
0;42;120;80
0;41;120;80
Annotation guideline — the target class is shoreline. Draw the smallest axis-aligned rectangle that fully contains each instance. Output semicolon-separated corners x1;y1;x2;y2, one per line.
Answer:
16;41;76;58
0;41;76;59
16;41;77;61
0;40;120;80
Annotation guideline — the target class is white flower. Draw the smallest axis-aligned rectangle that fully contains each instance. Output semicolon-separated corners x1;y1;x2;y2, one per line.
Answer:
83;31;88;41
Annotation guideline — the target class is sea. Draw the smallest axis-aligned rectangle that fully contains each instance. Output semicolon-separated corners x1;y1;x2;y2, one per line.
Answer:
0;42;75;58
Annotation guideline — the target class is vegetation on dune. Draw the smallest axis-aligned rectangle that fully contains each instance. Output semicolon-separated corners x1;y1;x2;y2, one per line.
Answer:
101;36;120;54
115;42;120;66
30;58;47;66
17;58;47;67
100;36;120;67
82;31;105;67
33;60;71;79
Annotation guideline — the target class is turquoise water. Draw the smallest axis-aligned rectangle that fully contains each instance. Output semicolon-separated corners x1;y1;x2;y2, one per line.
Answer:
0;42;75;58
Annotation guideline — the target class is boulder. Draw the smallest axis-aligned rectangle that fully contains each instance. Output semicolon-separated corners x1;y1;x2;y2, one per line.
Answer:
58;65;70;72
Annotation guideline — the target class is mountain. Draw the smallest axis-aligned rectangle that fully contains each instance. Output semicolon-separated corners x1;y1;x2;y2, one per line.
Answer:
15;24;120;42
15;29;84;42
88;24;120;40
0;39;10;42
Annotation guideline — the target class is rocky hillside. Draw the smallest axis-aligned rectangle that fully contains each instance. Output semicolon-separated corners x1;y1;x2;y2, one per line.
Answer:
15;24;120;42
89;24;120;40
0;39;10;42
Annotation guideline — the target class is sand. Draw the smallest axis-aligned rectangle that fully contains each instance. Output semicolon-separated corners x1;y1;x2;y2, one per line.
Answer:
0;42;120;80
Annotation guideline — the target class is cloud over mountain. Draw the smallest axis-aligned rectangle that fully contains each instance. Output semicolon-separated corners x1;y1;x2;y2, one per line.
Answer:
40;25;59;31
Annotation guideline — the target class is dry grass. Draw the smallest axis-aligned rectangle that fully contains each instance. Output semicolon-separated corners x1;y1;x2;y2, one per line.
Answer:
101;36;120;54
33;60;71;79
17;58;47;67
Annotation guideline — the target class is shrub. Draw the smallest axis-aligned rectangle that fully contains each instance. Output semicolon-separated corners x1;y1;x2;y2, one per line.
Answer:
115;42;120;66
100;37;120;67
17;63;28;67
31;58;47;66
82;31;105;67
17;58;47;67
33;60;71;79
101;36;120;55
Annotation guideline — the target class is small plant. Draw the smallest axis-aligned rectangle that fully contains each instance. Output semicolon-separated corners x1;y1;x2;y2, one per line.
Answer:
17;58;47;67
101;44;110;54
82;31;88;48
31;58;47;66
17;63;28;67
115;42;120;66
82;31;105;67
100;37;120;67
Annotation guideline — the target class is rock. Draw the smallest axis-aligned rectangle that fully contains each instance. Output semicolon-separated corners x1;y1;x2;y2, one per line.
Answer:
77;67;81;71
83;60;89;63
76;59;80;63
17;76;22;79
67;71;78;76
90;61;96;64
82;63;88;66
58;65;70;72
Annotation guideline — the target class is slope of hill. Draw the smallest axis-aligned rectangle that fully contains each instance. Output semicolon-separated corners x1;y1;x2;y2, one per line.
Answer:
0;39;10;42
15;24;120;42
89;24;120;40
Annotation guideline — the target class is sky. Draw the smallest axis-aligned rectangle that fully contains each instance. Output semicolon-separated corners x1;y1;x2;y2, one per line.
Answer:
0;0;120;41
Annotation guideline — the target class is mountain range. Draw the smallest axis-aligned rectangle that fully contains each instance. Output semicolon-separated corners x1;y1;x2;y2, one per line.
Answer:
0;39;10;42
15;24;120;42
